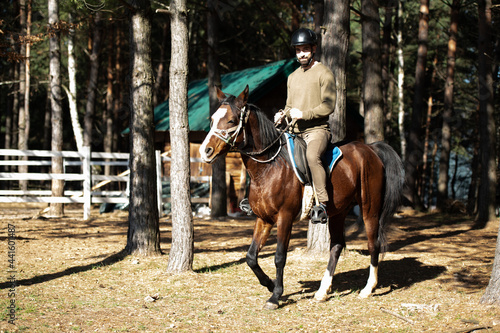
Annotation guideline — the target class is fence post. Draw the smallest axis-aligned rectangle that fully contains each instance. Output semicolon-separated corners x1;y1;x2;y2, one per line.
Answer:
156;150;162;217
83;146;91;220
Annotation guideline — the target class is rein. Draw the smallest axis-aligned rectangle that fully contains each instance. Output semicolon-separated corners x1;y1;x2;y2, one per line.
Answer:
212;101;291;163
235;105;294;164
240;119;294;163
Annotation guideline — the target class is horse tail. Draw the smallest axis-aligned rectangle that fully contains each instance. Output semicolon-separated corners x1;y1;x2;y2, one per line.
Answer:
370;141;405;253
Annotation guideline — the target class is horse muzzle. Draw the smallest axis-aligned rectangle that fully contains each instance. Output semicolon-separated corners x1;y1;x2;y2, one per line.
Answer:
199;143;216;164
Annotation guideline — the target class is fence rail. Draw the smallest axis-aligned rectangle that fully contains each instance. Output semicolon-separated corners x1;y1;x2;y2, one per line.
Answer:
0;147;212;219
0;147;146;219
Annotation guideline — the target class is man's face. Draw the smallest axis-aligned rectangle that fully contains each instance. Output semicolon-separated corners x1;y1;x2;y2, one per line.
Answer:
295;44;315;67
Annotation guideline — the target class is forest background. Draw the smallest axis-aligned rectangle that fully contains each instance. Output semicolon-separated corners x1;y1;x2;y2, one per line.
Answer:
0;0;499;222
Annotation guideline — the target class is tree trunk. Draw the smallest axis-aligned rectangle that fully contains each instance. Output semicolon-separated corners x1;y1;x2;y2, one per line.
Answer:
307;0;350;254
104;21;114;176
83;11;102;148
451;153;458;199
421;54;438;207
153;22;169;107
382;0;395;136
481;225;500;304
467;112;480;215
313;0;324;58
207;0;227;218
5;66;15;151
404;0;429;210
48;0;64;217
475;0;496;227
18;0;27;191
437;0;460;210
126;0;161;256
361;0;384;144
4;3;19;153
2;32;16;189
396;0;406;161
3;68;13;171
113;21;124;153
24;0;31;151
166;0;194;272
11;24;19;151
43;87;51;151
322;0;348;142
427;136;438;209
65;12;84;154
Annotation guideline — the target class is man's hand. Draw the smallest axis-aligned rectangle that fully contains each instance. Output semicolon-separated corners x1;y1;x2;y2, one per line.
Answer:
289;108;303;120
274;110;284;124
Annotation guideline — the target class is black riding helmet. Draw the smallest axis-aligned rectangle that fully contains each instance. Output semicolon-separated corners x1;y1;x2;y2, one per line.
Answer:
290;28;317;47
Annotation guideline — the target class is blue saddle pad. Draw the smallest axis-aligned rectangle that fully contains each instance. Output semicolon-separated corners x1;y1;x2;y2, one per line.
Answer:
285;133;343;185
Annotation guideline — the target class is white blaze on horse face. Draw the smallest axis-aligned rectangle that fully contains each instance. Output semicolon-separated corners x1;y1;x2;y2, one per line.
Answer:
199;106;229;162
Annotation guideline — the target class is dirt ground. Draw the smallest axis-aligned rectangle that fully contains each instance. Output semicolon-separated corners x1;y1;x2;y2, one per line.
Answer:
1;203;500;332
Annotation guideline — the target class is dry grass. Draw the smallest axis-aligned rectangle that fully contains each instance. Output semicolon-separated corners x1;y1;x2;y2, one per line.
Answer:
1;203;500;332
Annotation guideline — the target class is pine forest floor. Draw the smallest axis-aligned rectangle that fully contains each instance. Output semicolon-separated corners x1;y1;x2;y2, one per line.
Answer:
1;203;500;332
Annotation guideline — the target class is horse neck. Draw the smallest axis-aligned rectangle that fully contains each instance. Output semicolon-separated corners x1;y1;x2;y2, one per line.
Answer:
239;111;285;180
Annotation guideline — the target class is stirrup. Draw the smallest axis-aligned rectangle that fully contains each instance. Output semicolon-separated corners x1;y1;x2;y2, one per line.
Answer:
239;198;253;216
310;203;328;224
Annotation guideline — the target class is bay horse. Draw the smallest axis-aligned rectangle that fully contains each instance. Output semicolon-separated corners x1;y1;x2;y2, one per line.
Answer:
199;86;404;310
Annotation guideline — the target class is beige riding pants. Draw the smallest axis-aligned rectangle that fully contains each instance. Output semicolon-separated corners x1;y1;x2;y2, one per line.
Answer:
299;128;331;204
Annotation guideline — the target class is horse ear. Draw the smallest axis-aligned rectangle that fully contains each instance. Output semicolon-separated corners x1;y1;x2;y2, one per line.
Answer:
236;85;249;105
216;86;226;101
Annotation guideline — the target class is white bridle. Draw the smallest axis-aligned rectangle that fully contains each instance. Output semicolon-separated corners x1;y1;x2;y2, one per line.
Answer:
211;104;248;148
206;103;285;164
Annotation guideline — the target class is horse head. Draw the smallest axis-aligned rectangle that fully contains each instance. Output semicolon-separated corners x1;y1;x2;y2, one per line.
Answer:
199;85;249;163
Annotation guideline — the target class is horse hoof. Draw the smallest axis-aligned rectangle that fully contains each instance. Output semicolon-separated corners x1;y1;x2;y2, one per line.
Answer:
263;302;279;310
314;293;327;302
359;289;372;298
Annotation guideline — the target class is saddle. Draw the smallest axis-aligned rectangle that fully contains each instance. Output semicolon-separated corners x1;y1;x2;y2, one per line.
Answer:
284;133;343;186
239;133;343;221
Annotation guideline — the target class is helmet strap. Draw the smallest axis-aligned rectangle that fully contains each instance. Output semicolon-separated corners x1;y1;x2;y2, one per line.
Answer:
306;52;315;67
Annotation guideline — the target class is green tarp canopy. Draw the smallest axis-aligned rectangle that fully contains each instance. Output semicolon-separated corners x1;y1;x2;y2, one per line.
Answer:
151;58;298;133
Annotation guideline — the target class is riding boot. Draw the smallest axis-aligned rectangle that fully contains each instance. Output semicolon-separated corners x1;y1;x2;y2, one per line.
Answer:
310;202;328;224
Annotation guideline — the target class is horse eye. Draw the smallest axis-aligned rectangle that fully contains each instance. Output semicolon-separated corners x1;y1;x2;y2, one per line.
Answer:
228;120;235;124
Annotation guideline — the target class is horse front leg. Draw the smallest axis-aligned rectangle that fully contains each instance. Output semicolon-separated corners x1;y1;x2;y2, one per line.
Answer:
314;216;346;302
263;215;294;310
246;218;275;293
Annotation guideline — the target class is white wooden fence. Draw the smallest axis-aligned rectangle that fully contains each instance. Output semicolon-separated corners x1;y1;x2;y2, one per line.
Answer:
0;147;162;220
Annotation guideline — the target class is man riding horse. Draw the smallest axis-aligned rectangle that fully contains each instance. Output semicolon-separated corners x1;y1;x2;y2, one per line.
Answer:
274;28;336;224
199;28;404;309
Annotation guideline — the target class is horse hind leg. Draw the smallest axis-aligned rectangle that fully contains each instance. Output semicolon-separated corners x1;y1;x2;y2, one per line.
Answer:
314;243;344;302
359;217;380;298
359;262;378;298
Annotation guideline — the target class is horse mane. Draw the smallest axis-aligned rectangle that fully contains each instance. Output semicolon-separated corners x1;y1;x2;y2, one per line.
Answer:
246;103;290;164
222;94;289;164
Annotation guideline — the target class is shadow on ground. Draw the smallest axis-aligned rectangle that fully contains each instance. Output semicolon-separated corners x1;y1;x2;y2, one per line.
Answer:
292;257;446;300
0;250;128;289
